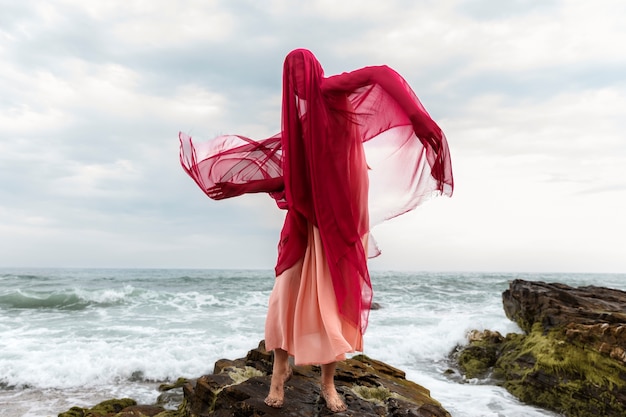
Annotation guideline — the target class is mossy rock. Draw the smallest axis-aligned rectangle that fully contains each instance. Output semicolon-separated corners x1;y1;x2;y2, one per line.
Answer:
494;323;626;417
158;377;189;392
456;343;500;379
454;330;505;380
58;406;87;417
352;385;397;404
58;398;136;417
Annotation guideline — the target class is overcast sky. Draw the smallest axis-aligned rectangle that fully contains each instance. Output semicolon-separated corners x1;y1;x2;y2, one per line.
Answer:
1;0;624;273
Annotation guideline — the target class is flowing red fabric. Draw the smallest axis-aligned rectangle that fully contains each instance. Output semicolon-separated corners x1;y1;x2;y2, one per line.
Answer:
179;49;454;333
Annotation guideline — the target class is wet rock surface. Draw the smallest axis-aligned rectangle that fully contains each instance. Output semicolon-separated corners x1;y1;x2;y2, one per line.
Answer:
184;340;451;417
57;399;175;417
453;279;626;417
503;279;626;362
58;341;451;417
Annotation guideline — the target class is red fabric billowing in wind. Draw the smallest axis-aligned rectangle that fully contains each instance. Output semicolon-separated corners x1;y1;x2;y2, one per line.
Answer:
179;49;453;333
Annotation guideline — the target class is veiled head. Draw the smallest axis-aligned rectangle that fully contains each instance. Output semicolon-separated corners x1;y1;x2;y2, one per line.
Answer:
283;49;324;99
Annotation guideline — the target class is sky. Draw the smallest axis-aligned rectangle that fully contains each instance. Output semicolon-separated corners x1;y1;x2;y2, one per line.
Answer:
1;0;624;273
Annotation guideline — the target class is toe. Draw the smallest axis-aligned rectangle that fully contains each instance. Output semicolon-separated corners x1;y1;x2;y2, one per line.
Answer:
264;396;283;408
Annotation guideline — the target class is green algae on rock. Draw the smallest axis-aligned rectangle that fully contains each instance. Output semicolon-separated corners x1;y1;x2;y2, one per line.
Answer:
494;323;626;416
454;329;504;380
58;398;186;417
58;398;137;417
351;385;396;404
452;280;626;417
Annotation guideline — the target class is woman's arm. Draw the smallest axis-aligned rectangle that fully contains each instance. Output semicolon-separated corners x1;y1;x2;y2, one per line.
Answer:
322;66;442;151
206;177;284;200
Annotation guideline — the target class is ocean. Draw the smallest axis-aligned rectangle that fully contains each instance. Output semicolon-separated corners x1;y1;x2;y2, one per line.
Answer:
1;268;624;417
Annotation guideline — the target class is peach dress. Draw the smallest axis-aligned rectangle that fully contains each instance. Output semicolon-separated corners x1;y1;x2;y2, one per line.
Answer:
264;223;365;365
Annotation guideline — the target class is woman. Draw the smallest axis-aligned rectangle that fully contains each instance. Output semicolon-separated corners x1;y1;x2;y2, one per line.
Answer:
179;48;453;412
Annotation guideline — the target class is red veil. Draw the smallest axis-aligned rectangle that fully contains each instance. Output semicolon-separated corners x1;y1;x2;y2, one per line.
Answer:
179;49;453;333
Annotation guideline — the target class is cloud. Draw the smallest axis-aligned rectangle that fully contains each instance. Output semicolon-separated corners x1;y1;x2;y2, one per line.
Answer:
0;0;624;272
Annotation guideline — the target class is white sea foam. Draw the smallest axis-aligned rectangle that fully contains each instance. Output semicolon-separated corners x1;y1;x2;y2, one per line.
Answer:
78;284;136;302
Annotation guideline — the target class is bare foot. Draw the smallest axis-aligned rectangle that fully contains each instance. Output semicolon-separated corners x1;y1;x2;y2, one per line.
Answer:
320;383;347;413
264;367;292;408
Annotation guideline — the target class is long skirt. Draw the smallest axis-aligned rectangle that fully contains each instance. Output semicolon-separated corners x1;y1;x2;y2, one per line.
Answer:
264;223;363;365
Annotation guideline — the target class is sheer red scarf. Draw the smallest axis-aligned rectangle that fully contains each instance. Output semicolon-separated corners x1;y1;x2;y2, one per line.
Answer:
179;48;454;333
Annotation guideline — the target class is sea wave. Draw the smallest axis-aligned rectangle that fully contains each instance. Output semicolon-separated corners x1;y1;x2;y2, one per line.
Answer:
0;286;136;310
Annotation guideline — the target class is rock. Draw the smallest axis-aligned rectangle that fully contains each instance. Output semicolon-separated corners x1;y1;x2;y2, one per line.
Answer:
57;342;450;417
58;398;140;417
452;330;504;379
452;279;626;417
58;399;183;417
115;405;170;417
502;279;626;334
183;340;451;417
157;377;189;409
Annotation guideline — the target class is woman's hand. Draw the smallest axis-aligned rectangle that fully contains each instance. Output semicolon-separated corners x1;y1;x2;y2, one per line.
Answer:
206;182;245;200
410;113;442;153
206;177;285;200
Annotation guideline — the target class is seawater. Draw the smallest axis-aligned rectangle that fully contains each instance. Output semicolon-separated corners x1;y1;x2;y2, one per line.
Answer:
1;269;624;417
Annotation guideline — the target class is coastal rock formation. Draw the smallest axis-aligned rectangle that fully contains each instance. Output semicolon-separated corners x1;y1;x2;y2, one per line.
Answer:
58;341;450;417
503;279;626;362
453;279;626;417
183;340;451;416
57;399;174;417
